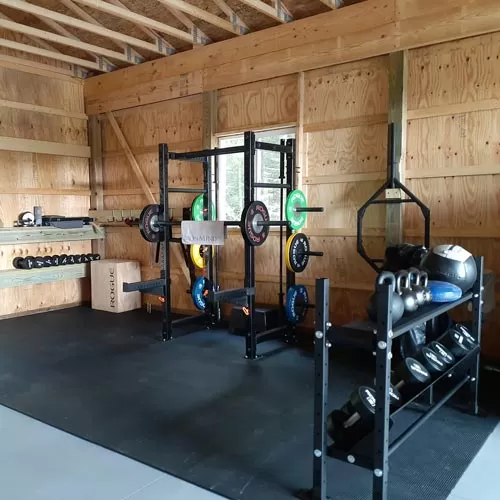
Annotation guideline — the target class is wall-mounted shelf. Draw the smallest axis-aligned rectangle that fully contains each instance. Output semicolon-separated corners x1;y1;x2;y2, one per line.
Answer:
0;264;89;289
0;226;105;245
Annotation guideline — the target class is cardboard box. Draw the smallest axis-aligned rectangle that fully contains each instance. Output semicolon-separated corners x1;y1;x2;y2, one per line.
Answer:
91;259;141;313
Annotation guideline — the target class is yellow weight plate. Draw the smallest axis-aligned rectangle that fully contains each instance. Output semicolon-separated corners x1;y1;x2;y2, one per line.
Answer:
190;245;205;269
285;234;294;273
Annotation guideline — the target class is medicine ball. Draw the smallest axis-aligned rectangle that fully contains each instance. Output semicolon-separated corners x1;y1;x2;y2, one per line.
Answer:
421;245;477;292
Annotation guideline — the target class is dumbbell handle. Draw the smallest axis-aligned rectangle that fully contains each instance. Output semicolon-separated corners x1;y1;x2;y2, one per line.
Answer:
343;411;362;428
295;207;324;213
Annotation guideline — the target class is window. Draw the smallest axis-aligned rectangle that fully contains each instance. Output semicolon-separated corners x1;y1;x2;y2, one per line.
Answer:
217;128;296;222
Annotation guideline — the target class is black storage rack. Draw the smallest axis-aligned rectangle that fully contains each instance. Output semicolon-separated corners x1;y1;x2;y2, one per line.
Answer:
124;131;298;360
305;256;484;500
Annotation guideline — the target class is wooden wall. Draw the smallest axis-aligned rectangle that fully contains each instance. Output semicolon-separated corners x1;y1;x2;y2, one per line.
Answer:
95;32;500;358
0;64;90;317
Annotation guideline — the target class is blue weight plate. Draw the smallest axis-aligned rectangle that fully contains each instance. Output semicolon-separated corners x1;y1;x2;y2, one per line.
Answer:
428;280;463;303
286;285;309;324
192;276;213;311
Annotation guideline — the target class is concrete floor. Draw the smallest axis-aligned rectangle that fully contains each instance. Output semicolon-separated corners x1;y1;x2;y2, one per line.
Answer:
0;404;497;500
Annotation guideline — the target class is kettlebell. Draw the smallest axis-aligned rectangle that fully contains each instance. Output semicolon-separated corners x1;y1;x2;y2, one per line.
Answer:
367;271;405;324
409;268;433;305
396;270;419;315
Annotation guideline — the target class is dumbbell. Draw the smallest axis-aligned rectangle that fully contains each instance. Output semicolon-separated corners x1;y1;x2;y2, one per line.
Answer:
93;253;101;261
67;255;76;265
42;256;53;267
33;256;45;269
428;341;456;367
80;254;90;263
392;357;431;399
59;254;69;266
12;257;24;269
74;254;83;264
415;346;447;377
438;325;476;359
51;255;60;267
326;386;399;451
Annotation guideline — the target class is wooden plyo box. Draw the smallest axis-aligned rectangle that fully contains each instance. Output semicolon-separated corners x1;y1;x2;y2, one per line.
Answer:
91;259;141;313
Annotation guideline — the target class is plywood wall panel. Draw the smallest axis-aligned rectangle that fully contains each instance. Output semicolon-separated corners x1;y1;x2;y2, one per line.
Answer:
304;57;388;126
217;75;298;134
408;33;500;110
306;124;387;176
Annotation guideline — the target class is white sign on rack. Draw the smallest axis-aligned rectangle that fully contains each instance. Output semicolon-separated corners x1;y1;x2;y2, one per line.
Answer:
181;221;225;245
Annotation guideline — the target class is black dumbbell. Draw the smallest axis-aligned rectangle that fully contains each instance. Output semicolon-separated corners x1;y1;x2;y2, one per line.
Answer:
428;341;455;367
415;346;447;377
12;257;24;269
392;357;431;399
80;254;90;263
438;325;476;359
93;254;101;261
74;254;83;264
51;255;60;267
34;256;45;269
327;386;395;451
42;256;53;267
59;254;68;266
68;255;76;265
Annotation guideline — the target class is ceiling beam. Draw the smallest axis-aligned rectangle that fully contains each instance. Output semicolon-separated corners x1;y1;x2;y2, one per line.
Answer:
69;0;193;43
106;0;175;55
318;0;342;8
0;37;102;71
212;0;249;35
59;0;147;60
237;0;293;23
155;0;241;35
0;0;171;54
164;7;211;46
0;18;133;66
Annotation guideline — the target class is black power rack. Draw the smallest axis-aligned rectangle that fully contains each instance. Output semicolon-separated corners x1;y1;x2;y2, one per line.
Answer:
306;256;484;500
124;131;299;360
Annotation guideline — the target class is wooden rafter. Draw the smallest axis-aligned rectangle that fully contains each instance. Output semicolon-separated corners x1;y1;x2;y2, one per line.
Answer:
155;0;241;35
212;0;249;35
318;0;343;8
107;0;176;55
237;0;293;23
0;37;102;71
164;6;211;45
0;0;185;51
59;0;147;60
69;0;192;43
0;18;127;69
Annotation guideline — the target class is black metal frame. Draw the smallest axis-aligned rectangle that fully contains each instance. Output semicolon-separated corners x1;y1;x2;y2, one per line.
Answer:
306;256;484;500
357;123;431;272
124;131;301;359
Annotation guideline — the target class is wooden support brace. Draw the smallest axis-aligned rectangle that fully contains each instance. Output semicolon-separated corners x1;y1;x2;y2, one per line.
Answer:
202;90;218;149
386;51;408;247
105;112;190;285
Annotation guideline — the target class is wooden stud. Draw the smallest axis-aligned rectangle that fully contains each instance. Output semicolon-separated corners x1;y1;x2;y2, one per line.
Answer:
0;227;104;245
0;0;169;54
318;0;342;8
386;51;408;247
89;115;106;257
0;137;90;157
296;72;305;192
0;264;89;289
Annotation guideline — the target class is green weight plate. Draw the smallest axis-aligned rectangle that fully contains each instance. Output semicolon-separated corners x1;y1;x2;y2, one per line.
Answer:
191;195;216;222
286;189;307;231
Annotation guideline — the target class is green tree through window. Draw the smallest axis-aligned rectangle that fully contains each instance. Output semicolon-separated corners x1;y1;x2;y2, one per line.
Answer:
218;129;296;222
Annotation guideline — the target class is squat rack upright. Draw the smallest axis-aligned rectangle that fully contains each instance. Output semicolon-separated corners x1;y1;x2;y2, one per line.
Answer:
125;131;300;360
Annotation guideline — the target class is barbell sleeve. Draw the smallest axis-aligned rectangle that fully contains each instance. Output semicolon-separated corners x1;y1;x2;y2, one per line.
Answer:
257;221;290;227
305;251;324;257
295;207;324;213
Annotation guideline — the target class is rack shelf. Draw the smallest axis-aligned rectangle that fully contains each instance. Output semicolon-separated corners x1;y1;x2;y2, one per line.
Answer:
0;226;105;245
0;264;89;289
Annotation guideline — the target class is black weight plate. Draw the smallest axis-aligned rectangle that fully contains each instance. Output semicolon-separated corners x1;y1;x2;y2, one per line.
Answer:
51;255;60;267
23;256;35;269
68;255;76;265
286;233;310;273
12;257;24;269
42;256;53;267
59;254;68;266
240;201;270;247
34;256;45;269
139;204;163;243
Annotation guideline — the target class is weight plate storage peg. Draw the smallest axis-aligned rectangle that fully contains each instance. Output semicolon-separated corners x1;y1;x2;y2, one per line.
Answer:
139;204;164;243
191;276;214;311
285;189;308;231
191;195;216;222
241;201;270;247
285;285;309;324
